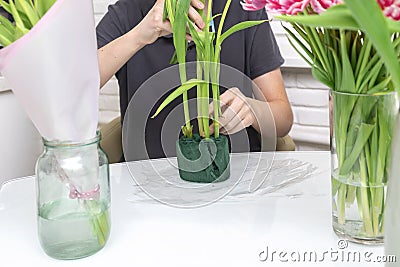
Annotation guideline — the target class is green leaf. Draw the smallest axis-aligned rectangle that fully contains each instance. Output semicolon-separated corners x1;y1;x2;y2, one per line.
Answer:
34;0;56;17
340;122;375;175
169;50;178;64
367;76;391;94
312;66;333;89
282;24;313;64
211;13;222;21
188;21;204;52
0;0;56;47
151;79;207;118
0;18;14;40
0;13;15;34
172;0;192;132
15;0;39;26
0;0;11;14
354;37;371;80
14;24;28;39
345;0;400;91
387;18;400;33
163;0;175;25
359;59;385;91
350;32;359;70
339;30;356;93
276;4;359;30
8;0;26;30
0;27;13;46
162;0;168;21
304;21;332;76
218;20;267;45
173;0;191;81
327;46;342;90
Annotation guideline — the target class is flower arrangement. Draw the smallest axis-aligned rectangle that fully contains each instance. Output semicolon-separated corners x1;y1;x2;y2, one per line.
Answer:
242;0;400;242
0;0;55;46
154;0;266;137
0;0;110;257
151;0;266;182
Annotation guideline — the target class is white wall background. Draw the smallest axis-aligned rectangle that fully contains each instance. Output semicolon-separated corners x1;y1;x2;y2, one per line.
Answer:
270;17;329;150
0;0;330;183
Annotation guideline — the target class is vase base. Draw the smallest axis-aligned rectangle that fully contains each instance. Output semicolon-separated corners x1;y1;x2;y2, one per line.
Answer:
177;134;230;183
41;239;105;260
332;216;384;245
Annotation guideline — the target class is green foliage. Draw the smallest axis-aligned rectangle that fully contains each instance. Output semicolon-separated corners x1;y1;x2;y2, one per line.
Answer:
279;0;400;236
276;1;400;93
158;0;266;138
0;0;56;47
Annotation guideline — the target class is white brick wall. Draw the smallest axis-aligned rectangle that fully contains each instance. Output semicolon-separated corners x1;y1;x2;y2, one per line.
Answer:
282;68;330;150
269;14;330;150
95;0;121;127
98;77;120;127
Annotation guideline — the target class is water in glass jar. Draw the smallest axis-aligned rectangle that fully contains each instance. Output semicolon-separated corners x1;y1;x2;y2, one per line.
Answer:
38;199;110;259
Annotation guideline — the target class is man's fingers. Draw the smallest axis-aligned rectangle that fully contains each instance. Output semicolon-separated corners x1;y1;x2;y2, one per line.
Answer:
188;5;205;29
207;88;254;135
219;90;236;107
209;123;214;135
220;107;252;135
191;0;205;9
219;105;244;132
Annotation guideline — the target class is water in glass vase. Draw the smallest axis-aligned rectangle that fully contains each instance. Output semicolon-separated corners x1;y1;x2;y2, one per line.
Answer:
38;199;111;260
332;170;386;244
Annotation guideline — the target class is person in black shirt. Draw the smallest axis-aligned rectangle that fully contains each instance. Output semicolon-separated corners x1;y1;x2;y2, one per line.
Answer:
96;0;293;159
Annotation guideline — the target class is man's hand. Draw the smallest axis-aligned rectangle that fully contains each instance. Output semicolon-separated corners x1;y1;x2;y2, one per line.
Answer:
209;87;259;135
136;0;205;46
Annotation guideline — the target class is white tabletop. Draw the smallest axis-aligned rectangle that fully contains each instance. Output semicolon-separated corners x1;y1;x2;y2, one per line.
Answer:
0;152;387;266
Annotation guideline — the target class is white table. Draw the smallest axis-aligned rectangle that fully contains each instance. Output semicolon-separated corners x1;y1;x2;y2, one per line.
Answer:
0;152;387;266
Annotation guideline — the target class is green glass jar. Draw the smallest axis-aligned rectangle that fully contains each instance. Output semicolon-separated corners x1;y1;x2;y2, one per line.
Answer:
35;132;111;259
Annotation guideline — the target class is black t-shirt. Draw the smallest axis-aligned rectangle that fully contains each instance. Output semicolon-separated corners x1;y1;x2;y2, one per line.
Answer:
96;0;284;159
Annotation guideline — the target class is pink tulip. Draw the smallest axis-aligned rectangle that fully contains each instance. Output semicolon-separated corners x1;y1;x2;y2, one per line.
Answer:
378;0;400;20
241;0;269;11
310;0;343;14
241;0;310;14
241;0;341;14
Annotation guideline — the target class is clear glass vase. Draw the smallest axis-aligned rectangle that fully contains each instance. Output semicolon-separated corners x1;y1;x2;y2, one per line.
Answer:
35;131;111;259
330;90;398;244
385;112;400;264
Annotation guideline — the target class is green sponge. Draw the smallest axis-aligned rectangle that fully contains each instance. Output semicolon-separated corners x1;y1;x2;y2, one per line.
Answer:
176;134;230;183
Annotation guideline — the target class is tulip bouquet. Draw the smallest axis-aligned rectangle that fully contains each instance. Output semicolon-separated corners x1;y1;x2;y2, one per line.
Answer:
0;0;55;46
0;0;110;256
242;0;400;242
150;0;266;182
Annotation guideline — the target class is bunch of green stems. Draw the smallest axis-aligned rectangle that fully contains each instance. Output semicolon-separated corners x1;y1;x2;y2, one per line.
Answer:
154;0;265;139
278;4;400;236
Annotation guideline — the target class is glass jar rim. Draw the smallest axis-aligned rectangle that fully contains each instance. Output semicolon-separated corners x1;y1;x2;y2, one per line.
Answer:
42;131;101;148
330;90;398;97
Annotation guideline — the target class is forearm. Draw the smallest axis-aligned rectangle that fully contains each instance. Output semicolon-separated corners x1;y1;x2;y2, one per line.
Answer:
269;99;293;137
251;69;293;138
98;28;145;88
249;98;293;137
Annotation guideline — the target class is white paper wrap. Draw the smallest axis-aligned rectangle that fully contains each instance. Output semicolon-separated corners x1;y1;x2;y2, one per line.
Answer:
0;0;99;141
126;153;318;207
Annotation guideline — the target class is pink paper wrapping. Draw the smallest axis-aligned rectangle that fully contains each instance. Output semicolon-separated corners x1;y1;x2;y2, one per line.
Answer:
0;0;99;142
